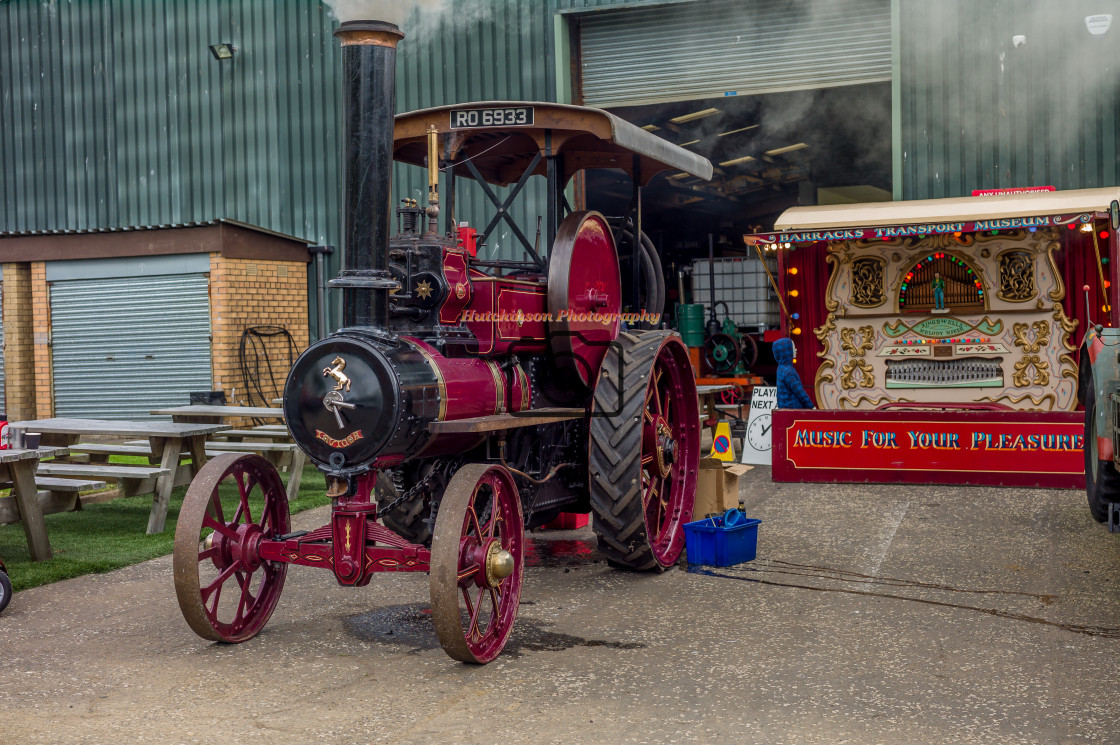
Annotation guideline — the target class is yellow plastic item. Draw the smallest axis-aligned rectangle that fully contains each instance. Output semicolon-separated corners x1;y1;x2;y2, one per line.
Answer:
709;421;736;462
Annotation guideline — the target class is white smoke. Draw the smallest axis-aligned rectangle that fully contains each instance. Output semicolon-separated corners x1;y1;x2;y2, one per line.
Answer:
323;0;448;30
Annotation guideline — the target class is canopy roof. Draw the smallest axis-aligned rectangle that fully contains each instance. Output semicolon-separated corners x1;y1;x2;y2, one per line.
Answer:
771;187;1120;231
394;101;713;187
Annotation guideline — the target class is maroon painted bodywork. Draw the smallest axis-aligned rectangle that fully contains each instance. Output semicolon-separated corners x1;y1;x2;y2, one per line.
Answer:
460;270;550;356
255;470;434;587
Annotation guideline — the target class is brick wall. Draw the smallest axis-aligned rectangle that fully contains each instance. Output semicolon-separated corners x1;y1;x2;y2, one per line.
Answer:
29;262;51;418
210;255;310;410
1;263;36;420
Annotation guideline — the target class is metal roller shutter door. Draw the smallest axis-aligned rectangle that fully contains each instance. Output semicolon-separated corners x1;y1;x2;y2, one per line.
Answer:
579;0;891;107
50;274;212;419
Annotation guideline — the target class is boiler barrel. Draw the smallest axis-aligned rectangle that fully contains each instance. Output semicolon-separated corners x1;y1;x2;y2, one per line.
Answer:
283;335;510;471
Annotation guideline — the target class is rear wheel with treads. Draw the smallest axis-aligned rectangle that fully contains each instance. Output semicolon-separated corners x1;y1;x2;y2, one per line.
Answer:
589;331;699;570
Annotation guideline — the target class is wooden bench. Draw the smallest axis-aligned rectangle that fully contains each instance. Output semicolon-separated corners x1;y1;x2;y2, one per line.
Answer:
100;440;294;459
89;439;306;501
71;444;166;458
210;429;293;441
36;462;171;499
204;440;295;453
0;477;107;524
202;441;306;499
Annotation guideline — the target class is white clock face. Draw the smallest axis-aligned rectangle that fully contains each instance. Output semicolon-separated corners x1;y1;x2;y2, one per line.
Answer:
747;413;773;451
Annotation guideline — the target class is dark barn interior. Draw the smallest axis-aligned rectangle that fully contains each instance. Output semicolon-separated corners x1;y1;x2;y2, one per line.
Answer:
585;82;893;268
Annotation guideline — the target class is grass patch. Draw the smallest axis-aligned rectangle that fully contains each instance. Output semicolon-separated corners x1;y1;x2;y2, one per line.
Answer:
0;465;329;592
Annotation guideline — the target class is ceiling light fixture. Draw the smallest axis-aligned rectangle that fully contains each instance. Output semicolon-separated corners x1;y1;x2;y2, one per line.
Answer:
764;142;809;156
717;124;760;137
678;139;700;147
670;107;720;124
719;155;757;167
641;124;660;131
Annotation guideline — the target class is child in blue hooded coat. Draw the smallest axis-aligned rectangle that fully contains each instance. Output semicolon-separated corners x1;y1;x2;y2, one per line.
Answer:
773;337;815;409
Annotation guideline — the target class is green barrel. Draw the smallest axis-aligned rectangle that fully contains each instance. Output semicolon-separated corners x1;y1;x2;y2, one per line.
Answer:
676;303;706;347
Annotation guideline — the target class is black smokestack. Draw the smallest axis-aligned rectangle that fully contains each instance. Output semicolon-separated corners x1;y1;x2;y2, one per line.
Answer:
332;20;404;332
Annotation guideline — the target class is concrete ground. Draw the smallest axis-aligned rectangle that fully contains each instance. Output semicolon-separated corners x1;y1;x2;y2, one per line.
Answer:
3;467;1119;745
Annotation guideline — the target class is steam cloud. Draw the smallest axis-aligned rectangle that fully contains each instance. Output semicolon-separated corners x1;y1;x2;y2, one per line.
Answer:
323;0;447;30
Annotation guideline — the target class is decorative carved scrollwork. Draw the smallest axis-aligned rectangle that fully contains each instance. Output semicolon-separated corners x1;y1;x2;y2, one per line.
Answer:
837;324;875;389
1013;355;1050;387
1052;302;1079;380
839;325;875;357
921;233;973;250
1010;320;1052;387
998;250;1036;302
840;360;875;389
1045;236;1066;301
813;313;837;400
1012;321;1050;354
824;254;841;312
850;258;886;308
978;392;1057;411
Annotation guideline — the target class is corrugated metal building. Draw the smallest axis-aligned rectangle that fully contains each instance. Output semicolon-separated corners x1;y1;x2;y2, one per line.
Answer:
1;0;1118;414
5;0;1116;250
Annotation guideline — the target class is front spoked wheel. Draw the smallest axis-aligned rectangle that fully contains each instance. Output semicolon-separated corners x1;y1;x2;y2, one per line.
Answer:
429;464;525;664
173;453;290;643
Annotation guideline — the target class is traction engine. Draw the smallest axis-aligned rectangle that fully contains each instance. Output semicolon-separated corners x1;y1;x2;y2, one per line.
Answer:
173;19;713;663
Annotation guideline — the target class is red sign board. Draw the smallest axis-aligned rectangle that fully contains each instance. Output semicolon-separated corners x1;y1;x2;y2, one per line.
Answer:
971;186;1055;196
772;409;1084;489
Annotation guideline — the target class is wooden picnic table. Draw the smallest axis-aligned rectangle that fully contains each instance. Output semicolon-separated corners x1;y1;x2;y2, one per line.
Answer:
150;404;285;424
150;405;305;500
0;446;70;561
7;418;229;534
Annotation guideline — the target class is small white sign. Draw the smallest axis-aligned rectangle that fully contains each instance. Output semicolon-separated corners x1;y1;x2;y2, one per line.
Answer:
1086;14;1112;35
741;386;776;466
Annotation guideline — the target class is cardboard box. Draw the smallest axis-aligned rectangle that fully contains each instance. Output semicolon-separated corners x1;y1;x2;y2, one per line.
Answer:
694;458;753;519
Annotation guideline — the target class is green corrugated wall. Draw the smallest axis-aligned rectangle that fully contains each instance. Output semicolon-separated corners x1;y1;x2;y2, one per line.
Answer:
898;0;1120;198
4;0;1118;331
1;0;343;239
0;0;636;333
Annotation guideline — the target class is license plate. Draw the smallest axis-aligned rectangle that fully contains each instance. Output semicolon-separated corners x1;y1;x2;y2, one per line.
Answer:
449;106;534;129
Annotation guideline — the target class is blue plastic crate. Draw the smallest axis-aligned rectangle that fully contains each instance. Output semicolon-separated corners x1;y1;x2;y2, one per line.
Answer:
683;509;761;567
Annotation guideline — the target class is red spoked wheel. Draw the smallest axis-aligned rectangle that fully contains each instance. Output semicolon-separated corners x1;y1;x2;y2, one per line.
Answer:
174;453;290;643
430;464;525;664
590;331;700;569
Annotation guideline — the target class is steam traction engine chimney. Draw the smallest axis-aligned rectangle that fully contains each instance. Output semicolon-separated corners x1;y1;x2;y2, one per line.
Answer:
333;21;404;333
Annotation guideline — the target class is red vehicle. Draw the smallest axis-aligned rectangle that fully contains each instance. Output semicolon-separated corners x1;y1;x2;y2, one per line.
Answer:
172;20;712;663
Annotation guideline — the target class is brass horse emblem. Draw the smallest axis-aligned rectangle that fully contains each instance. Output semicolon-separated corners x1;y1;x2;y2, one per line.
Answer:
323;356;352;392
